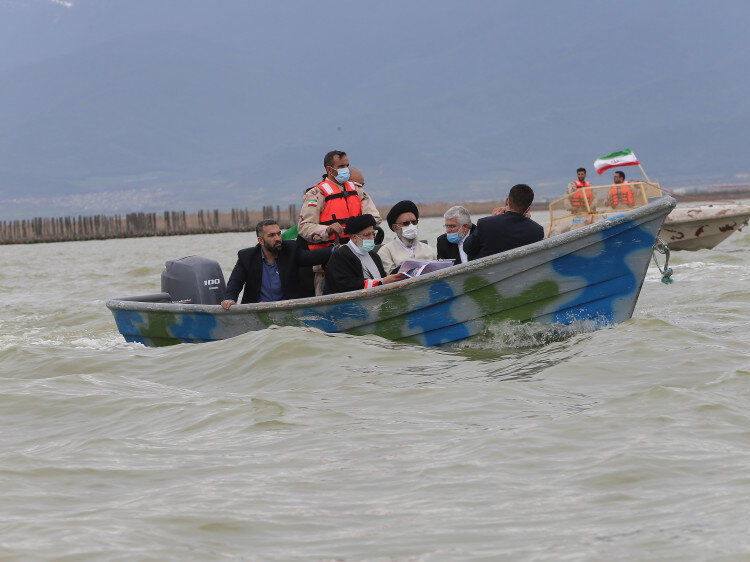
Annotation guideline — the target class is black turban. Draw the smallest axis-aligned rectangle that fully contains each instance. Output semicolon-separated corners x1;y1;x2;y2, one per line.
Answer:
344;213;377;235
386;200;419;229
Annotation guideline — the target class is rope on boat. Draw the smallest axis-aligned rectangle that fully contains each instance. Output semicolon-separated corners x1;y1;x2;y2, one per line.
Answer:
652;237;674;284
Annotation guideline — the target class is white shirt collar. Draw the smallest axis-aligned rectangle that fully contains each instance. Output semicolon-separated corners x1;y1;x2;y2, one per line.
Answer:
395;236;416;253
457;238;468;264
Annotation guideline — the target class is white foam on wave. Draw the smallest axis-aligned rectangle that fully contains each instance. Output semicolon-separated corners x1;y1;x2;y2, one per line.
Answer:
0;331;140;352
455;319;602;353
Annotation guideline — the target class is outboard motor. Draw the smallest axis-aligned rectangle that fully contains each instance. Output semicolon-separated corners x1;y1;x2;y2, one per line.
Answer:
161;255;226;305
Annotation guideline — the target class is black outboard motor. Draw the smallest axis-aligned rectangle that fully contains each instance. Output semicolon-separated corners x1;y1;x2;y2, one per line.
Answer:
161;255;226;305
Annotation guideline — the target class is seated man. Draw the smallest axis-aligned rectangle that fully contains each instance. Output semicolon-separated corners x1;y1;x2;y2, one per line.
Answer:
221;219;332;309
437;205;475;265
323;214;407;294
607;170;635;208
463;183;545;260
377;200;437;275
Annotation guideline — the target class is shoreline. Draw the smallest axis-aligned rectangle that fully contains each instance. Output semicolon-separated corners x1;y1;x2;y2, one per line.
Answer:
2;187;748;246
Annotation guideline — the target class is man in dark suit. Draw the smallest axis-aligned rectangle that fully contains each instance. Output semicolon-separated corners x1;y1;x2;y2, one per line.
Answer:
463;184;545;260
221;219;332;309
436;205;476;265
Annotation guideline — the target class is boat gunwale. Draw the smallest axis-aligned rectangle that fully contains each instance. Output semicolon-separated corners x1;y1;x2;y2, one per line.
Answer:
106;196;676;315
663;212;750;227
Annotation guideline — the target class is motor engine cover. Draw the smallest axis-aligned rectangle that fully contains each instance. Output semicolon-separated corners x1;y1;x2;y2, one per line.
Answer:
161;255;226;305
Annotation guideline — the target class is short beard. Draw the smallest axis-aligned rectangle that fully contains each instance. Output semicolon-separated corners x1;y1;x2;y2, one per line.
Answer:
264;241;281;254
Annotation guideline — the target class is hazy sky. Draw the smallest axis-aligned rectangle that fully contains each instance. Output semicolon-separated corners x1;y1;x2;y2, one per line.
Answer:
1;0;749;217
4;0;747;74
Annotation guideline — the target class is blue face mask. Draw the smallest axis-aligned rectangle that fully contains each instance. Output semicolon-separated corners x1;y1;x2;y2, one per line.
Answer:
335;167;350;183
361;238;375;252
447;232;462;244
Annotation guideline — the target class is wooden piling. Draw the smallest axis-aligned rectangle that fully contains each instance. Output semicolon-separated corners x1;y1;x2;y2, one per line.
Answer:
1;204;298;245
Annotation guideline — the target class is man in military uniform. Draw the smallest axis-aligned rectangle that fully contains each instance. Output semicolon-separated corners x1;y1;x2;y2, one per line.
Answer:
298;150;381;295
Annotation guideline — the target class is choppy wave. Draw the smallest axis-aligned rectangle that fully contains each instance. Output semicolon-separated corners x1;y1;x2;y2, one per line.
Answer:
1;220;750;559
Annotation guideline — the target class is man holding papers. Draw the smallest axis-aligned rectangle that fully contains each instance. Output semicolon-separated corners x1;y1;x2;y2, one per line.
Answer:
377;200;438;274
323;214;407;294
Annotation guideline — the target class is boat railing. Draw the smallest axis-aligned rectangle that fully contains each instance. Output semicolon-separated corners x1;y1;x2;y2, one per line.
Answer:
548;181;662;237
117;293;173;303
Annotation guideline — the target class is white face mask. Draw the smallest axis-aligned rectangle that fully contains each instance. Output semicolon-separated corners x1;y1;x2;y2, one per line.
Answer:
400;224;419;240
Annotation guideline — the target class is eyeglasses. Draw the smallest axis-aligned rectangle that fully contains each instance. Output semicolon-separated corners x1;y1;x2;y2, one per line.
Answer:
397;219;419;227
356;231;376;239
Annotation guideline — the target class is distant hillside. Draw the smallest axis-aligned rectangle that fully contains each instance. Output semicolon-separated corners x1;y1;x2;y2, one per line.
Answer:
1;1;749;219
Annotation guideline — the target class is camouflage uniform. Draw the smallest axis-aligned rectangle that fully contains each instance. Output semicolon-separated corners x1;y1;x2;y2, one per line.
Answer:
298;182;381;244
298;179;381;295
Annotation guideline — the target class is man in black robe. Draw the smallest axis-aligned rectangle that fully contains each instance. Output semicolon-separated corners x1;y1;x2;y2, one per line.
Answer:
323;214;407;294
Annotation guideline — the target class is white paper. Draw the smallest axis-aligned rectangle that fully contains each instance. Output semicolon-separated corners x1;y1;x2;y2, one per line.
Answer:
397;259;455;278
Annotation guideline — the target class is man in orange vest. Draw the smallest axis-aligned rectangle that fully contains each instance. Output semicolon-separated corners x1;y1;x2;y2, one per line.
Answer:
608;170;635;208
298;150;381;294
567;167;593;210
566;167;591;194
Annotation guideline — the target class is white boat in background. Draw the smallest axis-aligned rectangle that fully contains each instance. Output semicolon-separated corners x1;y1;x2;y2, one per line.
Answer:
548;181;750;251
660;204;750;251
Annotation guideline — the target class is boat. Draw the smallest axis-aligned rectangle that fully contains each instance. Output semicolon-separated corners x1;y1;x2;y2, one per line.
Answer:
659;204;750;251
107;196;676;348
548;181;750;250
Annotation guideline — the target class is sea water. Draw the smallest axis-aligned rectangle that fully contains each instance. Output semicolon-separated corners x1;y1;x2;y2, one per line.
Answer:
1;215;749;560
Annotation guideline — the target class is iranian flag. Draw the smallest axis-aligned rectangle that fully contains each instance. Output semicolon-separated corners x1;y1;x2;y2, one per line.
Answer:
594;149;639;175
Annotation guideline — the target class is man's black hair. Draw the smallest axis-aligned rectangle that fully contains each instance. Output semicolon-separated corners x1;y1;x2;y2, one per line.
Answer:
323;150;347;169
577;167;586;174
256;219;279;238
614;171;625;180
508;184;535;212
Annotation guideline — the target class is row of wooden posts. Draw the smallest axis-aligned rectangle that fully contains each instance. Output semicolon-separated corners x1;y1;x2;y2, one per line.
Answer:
0;204;298;245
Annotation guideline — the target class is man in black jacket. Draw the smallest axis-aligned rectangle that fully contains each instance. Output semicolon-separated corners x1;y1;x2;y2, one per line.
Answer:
436;205;475;265
323;214;407;295
463;184;545;260
221;219;332;309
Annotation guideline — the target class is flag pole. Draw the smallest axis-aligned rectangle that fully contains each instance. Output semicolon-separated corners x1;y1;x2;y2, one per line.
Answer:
638;163;651;183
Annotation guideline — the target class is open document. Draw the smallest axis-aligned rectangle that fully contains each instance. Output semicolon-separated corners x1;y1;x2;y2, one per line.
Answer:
397;259;455;278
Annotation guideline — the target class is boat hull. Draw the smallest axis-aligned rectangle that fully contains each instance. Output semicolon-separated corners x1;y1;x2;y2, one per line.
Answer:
107;197;676;347
658;204;750;251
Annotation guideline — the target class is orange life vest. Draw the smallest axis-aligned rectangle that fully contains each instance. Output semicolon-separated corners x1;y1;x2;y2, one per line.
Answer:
570;180;593;208
609;182;634;206
308;179;363;250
